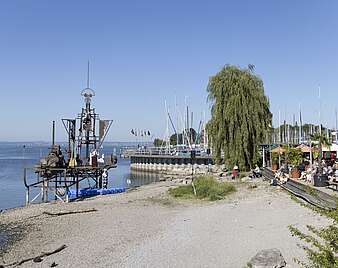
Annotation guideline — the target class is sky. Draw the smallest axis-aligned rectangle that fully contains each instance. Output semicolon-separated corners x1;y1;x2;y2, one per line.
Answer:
0;0;337;142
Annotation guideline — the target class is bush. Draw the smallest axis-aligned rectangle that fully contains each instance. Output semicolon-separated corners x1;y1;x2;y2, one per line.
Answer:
285;147;303;167
169;176;236;201
168;184;195;199
289;203;338;267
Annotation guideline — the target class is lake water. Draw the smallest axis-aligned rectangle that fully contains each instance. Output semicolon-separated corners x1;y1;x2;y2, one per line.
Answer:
0;142;160;211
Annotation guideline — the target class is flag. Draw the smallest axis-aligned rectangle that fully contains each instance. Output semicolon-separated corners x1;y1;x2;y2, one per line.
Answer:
131;129;135;135
148;131;151;136
99;120;110;141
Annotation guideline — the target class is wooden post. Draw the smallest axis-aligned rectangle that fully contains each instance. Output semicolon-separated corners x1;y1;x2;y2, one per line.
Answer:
43;180;48;202
263;147;266;168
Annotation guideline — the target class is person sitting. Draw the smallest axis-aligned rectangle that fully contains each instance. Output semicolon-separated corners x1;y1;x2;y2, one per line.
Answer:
334;169;338;182
252;165;261;178
299;162;306;173
300;171;307;180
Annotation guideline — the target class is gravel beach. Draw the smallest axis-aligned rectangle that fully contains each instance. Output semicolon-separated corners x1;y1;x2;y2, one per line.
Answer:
0;179;331;267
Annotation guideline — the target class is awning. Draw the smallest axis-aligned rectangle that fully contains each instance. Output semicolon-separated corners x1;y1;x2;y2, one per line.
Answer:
270;146;286;154
296;144;313;153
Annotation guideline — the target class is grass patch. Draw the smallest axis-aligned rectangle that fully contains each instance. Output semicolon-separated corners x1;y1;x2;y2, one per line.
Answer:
169;176;236;201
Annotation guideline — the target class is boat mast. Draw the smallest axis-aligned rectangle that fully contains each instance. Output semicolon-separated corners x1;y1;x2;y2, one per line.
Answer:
164;100;170;154
175;95;179;147
335;107;338;143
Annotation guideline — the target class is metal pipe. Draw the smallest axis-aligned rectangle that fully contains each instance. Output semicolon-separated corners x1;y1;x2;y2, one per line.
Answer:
52;120;55;146
25;188;29;206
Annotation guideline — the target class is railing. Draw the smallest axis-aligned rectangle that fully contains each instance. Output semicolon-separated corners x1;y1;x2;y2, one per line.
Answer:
132;146;209;157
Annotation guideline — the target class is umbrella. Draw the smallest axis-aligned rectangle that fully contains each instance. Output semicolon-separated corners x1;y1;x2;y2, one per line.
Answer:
296;144;313;153
270;146;286;154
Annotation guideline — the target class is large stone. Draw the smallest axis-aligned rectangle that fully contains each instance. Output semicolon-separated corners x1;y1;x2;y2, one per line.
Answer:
248;249;286;268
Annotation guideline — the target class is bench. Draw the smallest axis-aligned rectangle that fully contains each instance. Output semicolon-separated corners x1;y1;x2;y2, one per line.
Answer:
328;181;338;191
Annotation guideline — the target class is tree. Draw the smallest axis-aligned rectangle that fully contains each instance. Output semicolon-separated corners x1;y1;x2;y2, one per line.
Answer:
169;128;198;146
170;133;183;145
206;65;272;170
153;138;165;147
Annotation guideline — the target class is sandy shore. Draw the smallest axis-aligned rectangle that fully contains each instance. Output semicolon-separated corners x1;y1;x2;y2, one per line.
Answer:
0;179;331;267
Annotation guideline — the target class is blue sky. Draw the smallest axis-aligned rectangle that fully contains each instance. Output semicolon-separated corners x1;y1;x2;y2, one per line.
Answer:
0;0;337;141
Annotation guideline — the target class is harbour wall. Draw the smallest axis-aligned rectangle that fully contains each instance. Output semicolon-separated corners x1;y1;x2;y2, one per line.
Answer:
130;155;225;175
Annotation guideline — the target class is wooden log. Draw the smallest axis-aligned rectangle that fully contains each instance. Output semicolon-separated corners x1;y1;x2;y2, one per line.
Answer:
43;208;97;217
1;244;67;267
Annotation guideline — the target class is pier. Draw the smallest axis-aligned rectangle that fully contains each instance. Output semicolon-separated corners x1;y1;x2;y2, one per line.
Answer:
130;154;213;165
130;154;217;175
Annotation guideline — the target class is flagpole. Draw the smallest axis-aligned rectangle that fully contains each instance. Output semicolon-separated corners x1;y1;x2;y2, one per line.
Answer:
319;86;322;136
175;95;179;148
278;110;281;168
335;107;338;143
299;103;302;144
278;110;281;144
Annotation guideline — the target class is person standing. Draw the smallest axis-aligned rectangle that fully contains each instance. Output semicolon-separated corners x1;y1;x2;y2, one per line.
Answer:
232;165;239;180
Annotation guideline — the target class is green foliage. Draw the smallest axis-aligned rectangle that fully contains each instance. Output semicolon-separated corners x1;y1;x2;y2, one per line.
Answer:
153;138;165;147
272;152;279;164
313;150;320;160
206;65;272;170
271;152;285;164
169;184;195;199
311;133;332;148
170;133;182;145
311;133;332;174
285;147;303;167
169;176;236;201
289;202;338;267
169;128;197;145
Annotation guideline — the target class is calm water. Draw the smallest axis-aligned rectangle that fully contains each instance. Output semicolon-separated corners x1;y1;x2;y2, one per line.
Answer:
0;142;159;211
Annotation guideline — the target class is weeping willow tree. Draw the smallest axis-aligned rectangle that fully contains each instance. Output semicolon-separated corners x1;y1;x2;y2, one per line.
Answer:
206;65;272;170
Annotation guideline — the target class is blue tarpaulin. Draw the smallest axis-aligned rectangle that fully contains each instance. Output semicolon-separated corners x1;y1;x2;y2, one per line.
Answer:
67;187;126;200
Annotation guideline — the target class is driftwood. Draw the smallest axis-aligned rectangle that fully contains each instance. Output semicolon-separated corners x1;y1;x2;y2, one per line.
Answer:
0;244;67;267
43;208;97;217
25;208;97;221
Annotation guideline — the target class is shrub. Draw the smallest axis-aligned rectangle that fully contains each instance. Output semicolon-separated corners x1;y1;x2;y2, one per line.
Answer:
285;147;303;167
289;203;338;267
168;184;194;199
169;176;236;201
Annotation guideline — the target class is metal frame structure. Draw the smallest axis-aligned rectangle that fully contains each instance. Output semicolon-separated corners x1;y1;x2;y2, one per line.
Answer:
24;84;116;205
